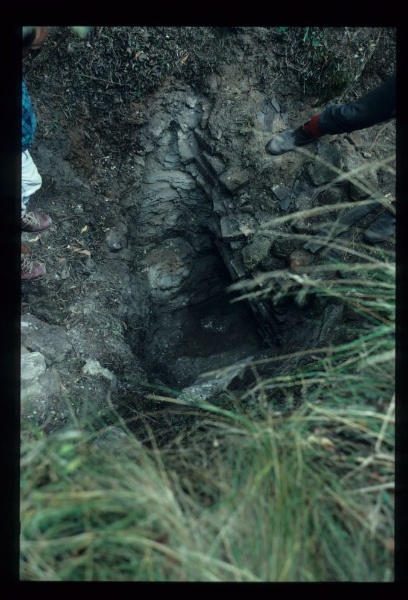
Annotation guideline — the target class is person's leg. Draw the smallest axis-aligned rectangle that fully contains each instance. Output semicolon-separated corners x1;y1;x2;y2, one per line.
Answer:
21;150;52;231
21;150;49;280
266;75;396;155
318;75;396;135
21;150;42;216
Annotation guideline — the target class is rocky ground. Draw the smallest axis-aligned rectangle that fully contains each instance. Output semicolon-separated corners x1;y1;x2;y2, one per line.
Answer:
21;26;396;443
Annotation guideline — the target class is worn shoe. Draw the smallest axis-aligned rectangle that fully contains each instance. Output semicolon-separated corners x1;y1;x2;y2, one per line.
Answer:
265;126;318;156
22;211;52;232
21;253;46;281
363;211;396;243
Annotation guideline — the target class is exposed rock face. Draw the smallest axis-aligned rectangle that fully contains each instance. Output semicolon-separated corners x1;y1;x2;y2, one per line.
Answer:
124;83;280;387
122;74;385;393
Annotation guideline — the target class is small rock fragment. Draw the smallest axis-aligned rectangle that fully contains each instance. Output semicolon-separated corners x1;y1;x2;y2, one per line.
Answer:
289;249;315;271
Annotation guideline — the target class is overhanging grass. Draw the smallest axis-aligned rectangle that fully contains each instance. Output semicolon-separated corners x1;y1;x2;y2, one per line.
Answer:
21;372;394;582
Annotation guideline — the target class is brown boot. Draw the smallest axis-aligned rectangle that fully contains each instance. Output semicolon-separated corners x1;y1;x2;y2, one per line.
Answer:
21;245;46;281
22;211;52;232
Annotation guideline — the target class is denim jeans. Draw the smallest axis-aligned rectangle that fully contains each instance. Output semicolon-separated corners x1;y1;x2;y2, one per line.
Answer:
21;150;42;217
318;75;396;135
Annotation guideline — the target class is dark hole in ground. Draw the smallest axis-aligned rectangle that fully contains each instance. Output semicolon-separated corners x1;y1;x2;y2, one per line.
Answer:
125;246;268;392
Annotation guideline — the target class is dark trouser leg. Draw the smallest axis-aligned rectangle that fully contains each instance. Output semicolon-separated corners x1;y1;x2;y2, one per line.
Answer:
318;75;396;135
